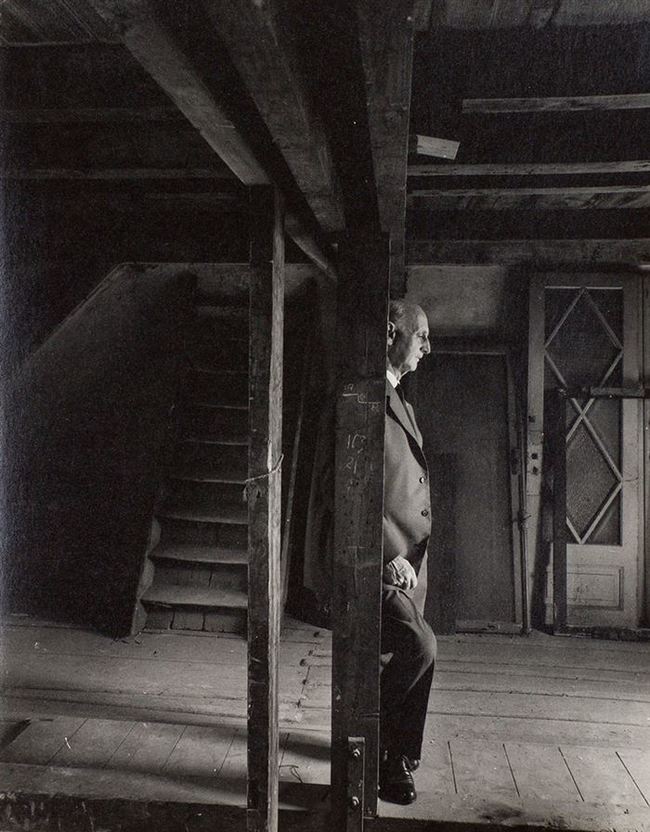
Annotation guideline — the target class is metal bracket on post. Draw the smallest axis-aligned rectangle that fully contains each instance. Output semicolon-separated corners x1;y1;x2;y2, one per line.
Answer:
347;737;365;832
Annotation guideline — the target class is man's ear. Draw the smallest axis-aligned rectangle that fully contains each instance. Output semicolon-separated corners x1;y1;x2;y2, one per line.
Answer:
387;320;396;344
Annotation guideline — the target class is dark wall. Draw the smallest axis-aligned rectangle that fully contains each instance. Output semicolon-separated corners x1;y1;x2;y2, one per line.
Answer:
3;264;195;634
0;177;250;635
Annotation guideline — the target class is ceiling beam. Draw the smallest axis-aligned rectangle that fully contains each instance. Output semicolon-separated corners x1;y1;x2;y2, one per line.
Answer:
407;239;650;266
463;93;650;114
84;0;268;185
412;0;433;30
408;185;650;210
82;0;337;278
0;168;234;180
409;161;650;177
201;0;345;233
0;0;114;43
356;0;416;280
432;0;650;29
0;107;182;124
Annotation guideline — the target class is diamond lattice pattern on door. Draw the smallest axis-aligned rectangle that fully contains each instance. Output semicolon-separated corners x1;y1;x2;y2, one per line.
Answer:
545;287;623;545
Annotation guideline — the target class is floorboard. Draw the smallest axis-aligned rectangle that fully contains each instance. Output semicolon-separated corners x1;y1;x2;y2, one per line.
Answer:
617;749;650;806
107;722;185;773
449;739;519;802
504;742;581;803
1;622;650;831
560;745;648;807
49;718;135;768
0;717;85;765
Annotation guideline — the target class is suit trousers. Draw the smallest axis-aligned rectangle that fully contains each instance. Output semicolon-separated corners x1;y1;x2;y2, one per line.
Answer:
380;579;436;760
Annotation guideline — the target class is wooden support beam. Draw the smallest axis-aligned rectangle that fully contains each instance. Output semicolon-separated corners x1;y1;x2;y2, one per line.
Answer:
358;5;415;210
356;0;415;275
407;239;650;266
409;161;650;178
0;0;114;44
435;0;650;28
201;0;345;233
85;0;268;185
0;107;182;123
412;0;433;30
247;189;284;832
408;185;650;211
332;231;389;824
0;168;234;180
550;390;568;634
463;93;650;114
284;214;338;283
84;0;338;280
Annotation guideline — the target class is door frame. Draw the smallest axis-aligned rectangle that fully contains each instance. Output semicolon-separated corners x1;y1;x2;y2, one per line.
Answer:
528;272;645;633
639;274;650;627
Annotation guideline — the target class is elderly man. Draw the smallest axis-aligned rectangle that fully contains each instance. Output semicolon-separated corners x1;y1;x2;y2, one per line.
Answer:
380;299;436;805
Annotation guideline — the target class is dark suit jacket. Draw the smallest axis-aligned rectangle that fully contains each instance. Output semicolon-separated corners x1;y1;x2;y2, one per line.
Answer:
384;382;431;590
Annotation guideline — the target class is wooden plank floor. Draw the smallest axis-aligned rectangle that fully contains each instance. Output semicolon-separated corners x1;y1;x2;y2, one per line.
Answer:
1;617;649;830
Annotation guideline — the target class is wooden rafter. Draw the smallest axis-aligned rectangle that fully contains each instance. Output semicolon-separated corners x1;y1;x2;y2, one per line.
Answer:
0;107;182;123
85;0;268;185
432;0;650;29
463;93;650;114
409;161;650;177
201;0;345;233
356;0;415;280
1;168;233;180
407;239;650;265
408;185;650;211
82;0;337;279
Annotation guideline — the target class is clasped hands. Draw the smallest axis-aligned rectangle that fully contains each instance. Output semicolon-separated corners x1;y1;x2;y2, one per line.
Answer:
383;555;418;590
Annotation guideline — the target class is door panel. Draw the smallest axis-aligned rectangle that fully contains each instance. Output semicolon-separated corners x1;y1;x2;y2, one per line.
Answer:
413;353;521;632
541;276;642;628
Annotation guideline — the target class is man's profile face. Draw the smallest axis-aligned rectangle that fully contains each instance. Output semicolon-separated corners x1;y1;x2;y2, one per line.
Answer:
387;309;430;378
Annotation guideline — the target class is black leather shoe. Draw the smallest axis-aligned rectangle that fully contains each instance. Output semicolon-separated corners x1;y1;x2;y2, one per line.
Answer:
379;754;417;804
407;758;420;772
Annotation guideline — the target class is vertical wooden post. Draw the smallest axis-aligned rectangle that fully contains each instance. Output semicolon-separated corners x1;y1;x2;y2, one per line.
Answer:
550;389;568;633
332;230;389;824
247;187;284;832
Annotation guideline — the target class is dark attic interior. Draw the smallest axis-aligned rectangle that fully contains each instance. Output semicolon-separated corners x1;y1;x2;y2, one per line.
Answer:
1;2;650;832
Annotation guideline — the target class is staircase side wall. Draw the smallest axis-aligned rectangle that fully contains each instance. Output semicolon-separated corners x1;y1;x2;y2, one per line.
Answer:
3;263;197;635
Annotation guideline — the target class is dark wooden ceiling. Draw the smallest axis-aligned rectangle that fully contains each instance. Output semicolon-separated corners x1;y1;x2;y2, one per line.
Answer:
2;0;650;270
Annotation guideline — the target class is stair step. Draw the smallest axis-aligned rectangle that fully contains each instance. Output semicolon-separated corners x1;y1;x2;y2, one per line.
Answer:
184;370;248;409
142;584;247;610
158;517;247;548
170;468;246;484
165;477;245;507
151;543;248;565
179;405;248;445
158;504;247;525
188;354;247;375
189;316;248;347
172;443;247;483
195;305;247;323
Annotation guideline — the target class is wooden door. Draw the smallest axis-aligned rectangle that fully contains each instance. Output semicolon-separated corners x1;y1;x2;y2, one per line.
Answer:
536;275;643;629
412;351;524;633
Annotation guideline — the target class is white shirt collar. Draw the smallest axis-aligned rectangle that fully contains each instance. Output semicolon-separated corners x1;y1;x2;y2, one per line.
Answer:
386;369;399;388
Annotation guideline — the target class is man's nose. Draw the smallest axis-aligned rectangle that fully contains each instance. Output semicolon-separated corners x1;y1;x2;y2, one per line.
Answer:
422;340;431;355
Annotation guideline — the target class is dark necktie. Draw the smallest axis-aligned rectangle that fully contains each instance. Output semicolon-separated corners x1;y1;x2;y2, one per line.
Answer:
395;383;418;434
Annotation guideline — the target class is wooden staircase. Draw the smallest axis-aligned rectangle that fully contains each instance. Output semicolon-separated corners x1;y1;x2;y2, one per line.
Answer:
142;282;251;633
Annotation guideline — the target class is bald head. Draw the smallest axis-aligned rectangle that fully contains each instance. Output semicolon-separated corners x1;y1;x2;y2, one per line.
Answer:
387;300;430;380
